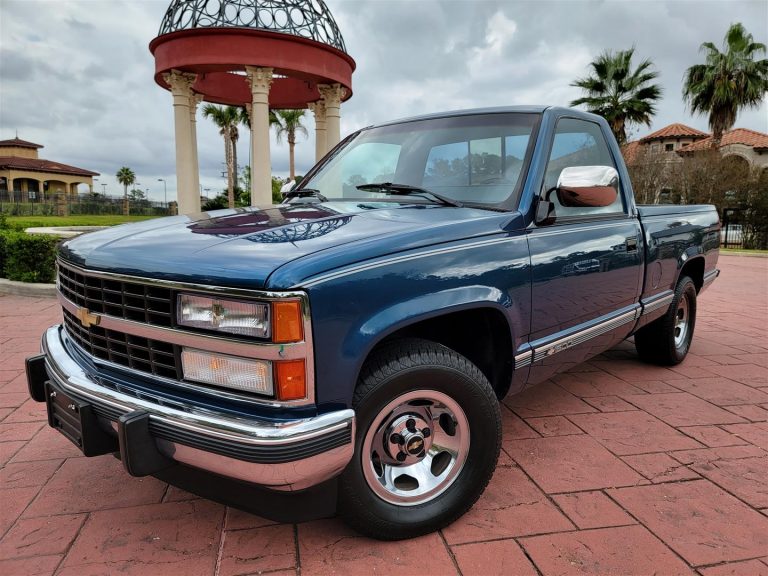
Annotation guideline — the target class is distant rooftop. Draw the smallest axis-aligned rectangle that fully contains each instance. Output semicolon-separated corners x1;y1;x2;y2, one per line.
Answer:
639;123;709;143
0;137;43;149
0;156;99;177
682;128;768;152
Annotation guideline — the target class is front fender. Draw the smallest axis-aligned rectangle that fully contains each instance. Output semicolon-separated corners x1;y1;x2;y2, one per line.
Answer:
350;285;515;361
304;233;532;409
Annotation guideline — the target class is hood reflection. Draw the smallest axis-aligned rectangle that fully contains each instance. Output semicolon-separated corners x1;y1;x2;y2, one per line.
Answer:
188;204;352;241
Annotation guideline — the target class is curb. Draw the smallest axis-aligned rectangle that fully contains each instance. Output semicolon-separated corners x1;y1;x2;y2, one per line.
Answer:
0;278;57;298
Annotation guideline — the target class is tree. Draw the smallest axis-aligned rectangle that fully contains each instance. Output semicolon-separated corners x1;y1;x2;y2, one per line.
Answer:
115;166;136;216
128;188;146;202
273;109;308;179
624;146;670;205
570;48;662;145
203;104;248;209
683;23;768;147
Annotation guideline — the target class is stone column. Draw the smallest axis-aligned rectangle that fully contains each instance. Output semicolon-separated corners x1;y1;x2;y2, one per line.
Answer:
308;100;327;162
190;93;203;202
319;84;345;151
164;69;198;214
245;66;273;206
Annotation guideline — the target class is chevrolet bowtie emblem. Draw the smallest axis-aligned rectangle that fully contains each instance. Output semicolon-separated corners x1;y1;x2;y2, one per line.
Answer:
75;307;100;328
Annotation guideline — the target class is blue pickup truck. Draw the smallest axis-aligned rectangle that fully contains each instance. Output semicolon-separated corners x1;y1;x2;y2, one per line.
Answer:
26;106;720;540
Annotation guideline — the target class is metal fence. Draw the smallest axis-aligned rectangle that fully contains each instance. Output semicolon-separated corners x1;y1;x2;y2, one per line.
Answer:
0;191;173;217
721;208;744;249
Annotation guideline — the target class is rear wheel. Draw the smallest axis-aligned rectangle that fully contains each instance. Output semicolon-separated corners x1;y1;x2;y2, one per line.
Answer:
635;275;697;365
338;338;501;540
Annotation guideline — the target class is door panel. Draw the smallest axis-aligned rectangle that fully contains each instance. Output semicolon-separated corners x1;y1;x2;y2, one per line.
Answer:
525;116;643;384
527;221;642;382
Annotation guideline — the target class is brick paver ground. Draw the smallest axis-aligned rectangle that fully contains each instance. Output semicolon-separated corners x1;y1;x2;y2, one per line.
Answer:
1;254;767;575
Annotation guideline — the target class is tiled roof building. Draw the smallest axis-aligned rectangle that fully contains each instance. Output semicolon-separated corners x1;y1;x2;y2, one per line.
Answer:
0;138;99;202
624;124;768;170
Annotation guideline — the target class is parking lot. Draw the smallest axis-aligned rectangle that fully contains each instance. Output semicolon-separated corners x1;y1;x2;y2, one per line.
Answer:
1;253;766;575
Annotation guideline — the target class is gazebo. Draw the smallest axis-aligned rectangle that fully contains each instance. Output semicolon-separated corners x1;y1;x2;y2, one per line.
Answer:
149;0;355;214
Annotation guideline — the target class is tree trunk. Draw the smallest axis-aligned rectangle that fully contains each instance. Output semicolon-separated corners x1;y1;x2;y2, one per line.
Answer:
711;128;722;149
611;117;626;146
225;128;235;209
123;184;129;216
232;137;239;199
289;132;296;180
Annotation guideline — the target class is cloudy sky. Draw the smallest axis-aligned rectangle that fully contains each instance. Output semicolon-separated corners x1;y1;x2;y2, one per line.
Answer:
1;0;766;202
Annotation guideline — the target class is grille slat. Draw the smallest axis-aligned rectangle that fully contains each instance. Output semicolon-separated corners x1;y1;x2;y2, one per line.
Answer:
58;263;173;328
59;262;180;379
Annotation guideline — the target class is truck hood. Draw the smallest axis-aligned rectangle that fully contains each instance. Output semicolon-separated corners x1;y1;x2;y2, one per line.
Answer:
60;202;519;290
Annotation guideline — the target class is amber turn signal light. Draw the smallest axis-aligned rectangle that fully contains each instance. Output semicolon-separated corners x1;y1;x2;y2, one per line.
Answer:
272;301;303;343
275;359;306;401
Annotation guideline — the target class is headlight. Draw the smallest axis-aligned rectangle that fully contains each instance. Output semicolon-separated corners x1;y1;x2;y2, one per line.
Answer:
181;348;273;395
177;293;270;338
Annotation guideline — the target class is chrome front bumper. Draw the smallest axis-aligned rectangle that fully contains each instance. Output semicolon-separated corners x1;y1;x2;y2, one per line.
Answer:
36;325;355;491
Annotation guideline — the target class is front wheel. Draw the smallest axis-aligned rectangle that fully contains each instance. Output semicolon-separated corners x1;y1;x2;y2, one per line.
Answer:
635;275;697;365
338;338;501;540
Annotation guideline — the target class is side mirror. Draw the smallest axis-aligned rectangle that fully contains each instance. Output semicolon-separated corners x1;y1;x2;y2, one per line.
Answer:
556;166;619;208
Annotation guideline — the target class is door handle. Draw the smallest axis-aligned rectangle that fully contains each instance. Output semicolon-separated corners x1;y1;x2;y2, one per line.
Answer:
625;237;638;252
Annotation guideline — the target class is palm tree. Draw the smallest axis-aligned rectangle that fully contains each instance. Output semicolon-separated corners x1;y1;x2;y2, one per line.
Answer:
570;48;662;145
203;104;244;208
683;23;768;147
273;109;308;180
115;166;136;216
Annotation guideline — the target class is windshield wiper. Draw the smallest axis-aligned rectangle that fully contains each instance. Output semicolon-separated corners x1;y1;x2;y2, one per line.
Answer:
356;182;463;207
284;188;328;202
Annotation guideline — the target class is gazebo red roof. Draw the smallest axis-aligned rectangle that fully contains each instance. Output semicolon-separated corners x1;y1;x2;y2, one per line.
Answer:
149;0;355;109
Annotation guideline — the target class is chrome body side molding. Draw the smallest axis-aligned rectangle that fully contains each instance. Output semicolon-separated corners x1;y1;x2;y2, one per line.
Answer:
640;290;675;316
514;306;640;368
700;268;720;294
514;349;533;370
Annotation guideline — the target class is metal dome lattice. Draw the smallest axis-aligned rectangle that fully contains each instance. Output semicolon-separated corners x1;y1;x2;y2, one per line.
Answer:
158;0;347;52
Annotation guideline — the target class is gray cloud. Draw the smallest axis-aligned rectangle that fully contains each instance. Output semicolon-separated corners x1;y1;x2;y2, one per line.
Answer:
1;0;766;202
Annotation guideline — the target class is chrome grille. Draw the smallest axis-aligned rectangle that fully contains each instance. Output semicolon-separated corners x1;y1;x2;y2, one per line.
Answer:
58;261;180;379
58;262;173;327
63;309;180;379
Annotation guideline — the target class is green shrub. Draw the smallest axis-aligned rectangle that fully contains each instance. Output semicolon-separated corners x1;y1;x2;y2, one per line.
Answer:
0;230;12;277
3;232;60;283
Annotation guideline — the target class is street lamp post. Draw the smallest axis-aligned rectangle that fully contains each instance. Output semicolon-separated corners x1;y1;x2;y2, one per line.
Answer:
158;178;167;207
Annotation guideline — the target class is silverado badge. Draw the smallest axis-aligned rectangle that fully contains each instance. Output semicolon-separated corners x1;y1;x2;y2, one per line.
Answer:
75;307;100;328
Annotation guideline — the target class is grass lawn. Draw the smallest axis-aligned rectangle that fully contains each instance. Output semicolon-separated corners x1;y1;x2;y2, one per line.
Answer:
6;215;159;229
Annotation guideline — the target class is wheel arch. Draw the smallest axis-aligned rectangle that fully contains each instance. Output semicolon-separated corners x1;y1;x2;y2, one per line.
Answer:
346;288;520;400
679;254;705;292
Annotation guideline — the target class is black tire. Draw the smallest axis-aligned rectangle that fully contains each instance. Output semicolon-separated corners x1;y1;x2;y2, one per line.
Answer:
338;338;501;540
635;275;697;366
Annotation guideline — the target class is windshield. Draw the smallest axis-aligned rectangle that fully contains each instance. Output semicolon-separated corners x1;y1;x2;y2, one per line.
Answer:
301;112;540;208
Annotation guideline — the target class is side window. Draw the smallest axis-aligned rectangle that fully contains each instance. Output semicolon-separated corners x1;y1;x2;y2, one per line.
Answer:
543;118;624;217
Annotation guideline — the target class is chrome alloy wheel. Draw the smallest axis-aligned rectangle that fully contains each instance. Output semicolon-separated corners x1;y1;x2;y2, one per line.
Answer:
674;293;689;347
361;390;470;506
